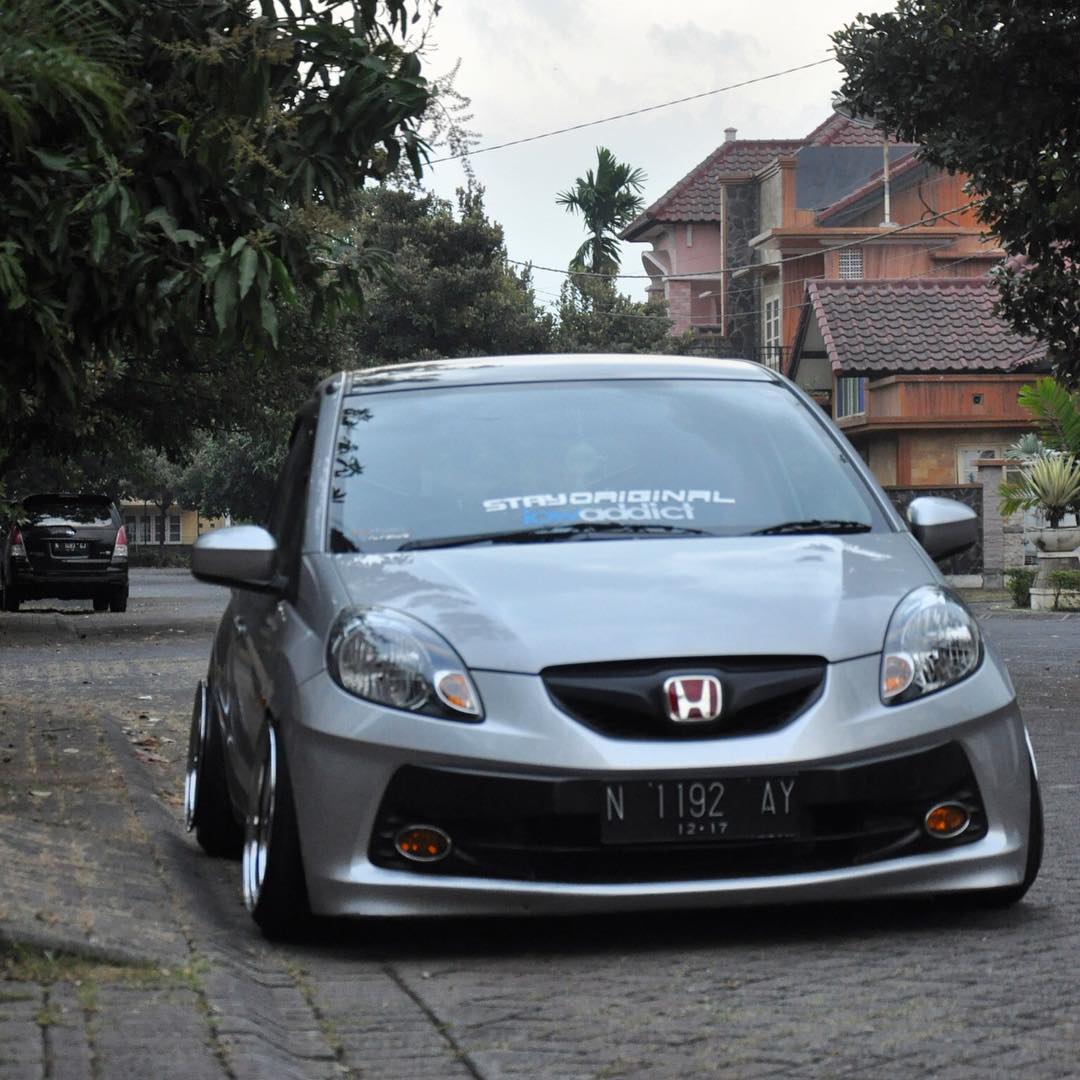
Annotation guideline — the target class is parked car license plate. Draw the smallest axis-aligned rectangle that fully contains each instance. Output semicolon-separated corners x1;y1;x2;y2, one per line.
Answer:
51;541;88;555
601;776;801;844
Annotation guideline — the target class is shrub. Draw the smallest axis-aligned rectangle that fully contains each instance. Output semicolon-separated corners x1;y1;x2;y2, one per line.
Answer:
1005;567;1038;608
1048;569;1080;611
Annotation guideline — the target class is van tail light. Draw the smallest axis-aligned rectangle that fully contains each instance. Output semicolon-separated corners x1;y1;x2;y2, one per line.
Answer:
10;526;26;560
112;525;128;562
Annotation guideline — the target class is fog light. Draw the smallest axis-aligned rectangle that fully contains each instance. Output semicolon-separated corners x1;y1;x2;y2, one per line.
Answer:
924;802;970;839
395;825;452;863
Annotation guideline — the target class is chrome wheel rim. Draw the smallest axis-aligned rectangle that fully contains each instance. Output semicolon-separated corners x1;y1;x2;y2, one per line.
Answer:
184;682;206;832
242;725;277;912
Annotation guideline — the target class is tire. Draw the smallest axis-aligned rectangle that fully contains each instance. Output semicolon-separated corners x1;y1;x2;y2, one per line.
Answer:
242;720;310;939
93;595;109;612
968;763;1043;908
109;589;128;613
185;680;243;857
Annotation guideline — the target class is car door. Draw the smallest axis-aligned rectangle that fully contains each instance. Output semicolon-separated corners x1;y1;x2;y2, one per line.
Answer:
228;404;319;794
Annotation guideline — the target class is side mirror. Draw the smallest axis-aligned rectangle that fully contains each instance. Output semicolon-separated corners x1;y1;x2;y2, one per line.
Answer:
191;525;282;592
906;496;978;561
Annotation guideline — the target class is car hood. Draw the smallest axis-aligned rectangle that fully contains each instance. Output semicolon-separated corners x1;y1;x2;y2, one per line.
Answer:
332;533;939;672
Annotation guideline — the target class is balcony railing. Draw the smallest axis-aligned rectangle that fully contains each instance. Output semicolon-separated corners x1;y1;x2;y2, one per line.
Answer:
751;345;788;372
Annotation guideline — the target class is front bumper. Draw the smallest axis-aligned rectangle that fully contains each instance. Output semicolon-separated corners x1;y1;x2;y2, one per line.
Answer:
286;653;1034;917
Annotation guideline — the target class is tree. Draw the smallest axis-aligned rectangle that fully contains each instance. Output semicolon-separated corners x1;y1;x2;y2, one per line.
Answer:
352;185;554;363
554;275;673;354
832;2;1080;386
179;184;554;521
556;148;646;274
0;0;434;488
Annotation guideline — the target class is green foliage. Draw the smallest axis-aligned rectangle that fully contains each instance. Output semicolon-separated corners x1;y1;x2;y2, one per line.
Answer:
554;275;672;354
352;185;554;363
1016;378;1080;456
1005;567;1037;609
999;454;1080;527
832;2;1080;386
1047;569;1080;611
556;147;646;274
0;0;434;480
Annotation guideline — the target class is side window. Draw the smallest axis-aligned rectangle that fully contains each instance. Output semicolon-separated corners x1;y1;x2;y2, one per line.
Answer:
266;404;318;581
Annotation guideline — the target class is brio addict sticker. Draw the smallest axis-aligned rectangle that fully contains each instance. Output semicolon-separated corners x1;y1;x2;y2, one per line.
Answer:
485;490;735;526
482;490;736;512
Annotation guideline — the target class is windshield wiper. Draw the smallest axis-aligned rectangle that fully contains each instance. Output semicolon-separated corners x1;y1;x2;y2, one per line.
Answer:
398;521;716;551
751;519;872;536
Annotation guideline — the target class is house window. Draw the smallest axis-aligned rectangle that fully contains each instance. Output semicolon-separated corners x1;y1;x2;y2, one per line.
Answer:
836;376;866;418
140;515;152;543
762;296;781;369
838;249;864;279
125;517;137;545
956;447;1003;484
168;514;181;543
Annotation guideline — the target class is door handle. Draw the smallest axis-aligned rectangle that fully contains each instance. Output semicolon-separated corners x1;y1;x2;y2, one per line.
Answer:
232;615;248;636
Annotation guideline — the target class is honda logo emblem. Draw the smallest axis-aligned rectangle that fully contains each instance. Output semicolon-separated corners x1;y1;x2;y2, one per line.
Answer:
663;675;723;722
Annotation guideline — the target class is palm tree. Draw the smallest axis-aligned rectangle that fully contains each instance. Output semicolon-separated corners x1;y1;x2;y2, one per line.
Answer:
556;147;646;274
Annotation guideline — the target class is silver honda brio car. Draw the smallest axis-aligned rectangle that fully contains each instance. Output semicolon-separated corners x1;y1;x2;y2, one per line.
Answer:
186;355;1041;937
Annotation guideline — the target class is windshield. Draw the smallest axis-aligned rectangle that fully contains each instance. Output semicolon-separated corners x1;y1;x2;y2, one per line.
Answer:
327;379;885;553
22;497;115;527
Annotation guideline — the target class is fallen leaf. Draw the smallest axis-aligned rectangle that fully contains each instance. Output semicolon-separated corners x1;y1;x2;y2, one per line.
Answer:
29;790;52;799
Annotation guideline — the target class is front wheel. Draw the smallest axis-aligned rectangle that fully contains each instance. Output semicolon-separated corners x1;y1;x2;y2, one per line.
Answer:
243;721;310;939
185;680;242;857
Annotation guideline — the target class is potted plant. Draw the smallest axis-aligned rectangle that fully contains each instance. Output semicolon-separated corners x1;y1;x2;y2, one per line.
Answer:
999;453;1080;551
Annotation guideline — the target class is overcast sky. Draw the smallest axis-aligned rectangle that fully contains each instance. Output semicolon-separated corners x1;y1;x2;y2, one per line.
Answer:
416;0;885;305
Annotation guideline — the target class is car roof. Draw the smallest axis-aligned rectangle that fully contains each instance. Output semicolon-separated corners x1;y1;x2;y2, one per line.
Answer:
341;354;779;393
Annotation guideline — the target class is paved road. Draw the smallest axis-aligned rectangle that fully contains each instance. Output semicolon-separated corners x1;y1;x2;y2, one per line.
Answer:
1;573;1079;1078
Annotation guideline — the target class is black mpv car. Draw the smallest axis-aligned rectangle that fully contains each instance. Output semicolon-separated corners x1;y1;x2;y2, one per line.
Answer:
1;493;128;612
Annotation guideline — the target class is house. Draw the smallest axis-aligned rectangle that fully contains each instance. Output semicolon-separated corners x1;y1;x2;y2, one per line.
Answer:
621;111;1045;487
789;278;1047;485
119;501;230;551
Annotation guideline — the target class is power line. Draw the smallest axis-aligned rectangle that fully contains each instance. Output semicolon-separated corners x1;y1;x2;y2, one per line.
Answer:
509;199;986;281
428;57;835;164
537;248;996;326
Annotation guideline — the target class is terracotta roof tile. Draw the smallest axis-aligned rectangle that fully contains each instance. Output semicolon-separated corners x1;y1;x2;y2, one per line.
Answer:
805;112;903;146
621;113;915;238
806;279;1047;373
621;138;804;235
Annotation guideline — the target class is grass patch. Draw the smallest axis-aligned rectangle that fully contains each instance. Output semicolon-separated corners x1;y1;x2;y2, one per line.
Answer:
1;941;200;996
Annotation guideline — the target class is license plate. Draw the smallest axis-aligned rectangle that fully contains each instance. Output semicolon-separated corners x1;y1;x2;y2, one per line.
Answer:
52;541;88;555
600;776;801;844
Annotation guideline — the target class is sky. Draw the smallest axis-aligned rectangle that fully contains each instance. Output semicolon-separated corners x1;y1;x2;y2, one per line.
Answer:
416;0;885;306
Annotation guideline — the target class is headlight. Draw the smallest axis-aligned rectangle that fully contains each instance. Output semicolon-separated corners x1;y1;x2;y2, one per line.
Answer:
328;608;483;721
880;586;982;705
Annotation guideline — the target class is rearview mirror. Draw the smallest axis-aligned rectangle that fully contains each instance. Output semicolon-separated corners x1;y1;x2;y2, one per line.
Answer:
906;497;978;561
191;525;282;592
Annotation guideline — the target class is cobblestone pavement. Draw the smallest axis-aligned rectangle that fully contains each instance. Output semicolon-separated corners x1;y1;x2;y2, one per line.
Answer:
1;577;1078;1078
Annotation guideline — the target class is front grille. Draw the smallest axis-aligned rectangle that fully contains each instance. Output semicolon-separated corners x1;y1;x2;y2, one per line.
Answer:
369;743;986;884
542;656;827;739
